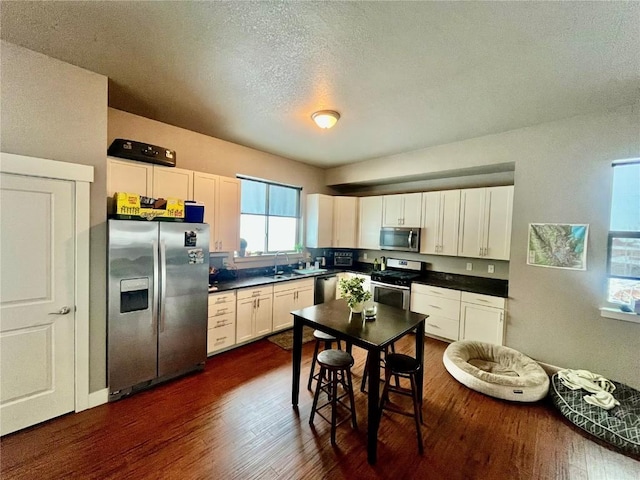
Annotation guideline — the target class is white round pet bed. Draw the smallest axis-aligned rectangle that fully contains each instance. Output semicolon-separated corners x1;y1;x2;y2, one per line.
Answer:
443;340;549;402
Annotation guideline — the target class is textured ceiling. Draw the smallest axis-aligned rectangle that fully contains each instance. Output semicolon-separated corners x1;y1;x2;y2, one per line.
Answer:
1;1;639;168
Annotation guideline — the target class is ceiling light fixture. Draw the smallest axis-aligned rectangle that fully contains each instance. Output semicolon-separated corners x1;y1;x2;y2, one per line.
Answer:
311;110;340;129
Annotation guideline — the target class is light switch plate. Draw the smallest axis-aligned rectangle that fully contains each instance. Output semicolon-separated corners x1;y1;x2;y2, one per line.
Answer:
488;264;495;273
466;262;473;271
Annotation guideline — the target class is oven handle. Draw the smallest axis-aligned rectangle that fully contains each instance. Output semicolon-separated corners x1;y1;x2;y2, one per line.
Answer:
370;280;410;291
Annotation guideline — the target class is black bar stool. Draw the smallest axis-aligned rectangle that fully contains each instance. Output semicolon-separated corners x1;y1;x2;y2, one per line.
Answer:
307;330;341;390
379;353;424;454
360;342;396;392
309;349;358;445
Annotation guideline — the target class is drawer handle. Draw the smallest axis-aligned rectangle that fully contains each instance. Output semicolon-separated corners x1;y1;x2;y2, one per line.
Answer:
427;323;440;329
429;290;443;295
428;305;442;310
476;298;490;303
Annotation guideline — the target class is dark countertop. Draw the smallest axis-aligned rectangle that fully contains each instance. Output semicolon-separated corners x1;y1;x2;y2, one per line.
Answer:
209;264;508;298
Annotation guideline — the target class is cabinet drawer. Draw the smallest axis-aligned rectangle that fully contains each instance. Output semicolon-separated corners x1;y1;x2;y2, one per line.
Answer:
208;302;235;317
273;278;314;294
209;291;236;307
207;322;236;353
237;285;273;300
411;283;460;300
420;295;460;320
424;315;459;341
208;312;235;329
461;291;505;309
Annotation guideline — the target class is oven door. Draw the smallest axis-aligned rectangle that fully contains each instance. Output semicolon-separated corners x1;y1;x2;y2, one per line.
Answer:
370;281;411;310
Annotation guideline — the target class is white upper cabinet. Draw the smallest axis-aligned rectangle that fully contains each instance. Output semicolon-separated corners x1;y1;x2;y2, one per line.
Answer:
152;165;193;200
420;190;460;256
358;196;383;249
107;157;153;197
382;193;422;227
108;157;241;254
458;186;513;260
306;194;334;248
332;196;358;248
193;172;241;253
107;158;193;200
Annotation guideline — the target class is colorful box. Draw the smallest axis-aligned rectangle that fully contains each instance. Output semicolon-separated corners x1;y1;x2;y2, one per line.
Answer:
112;192;185;221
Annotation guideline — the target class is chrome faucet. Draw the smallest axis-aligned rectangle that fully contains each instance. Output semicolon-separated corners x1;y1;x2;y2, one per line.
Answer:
273;251;290;275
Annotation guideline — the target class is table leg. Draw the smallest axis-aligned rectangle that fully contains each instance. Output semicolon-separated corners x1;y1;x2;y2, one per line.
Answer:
292;318;303;408
367;348;381;464
415;321;425;403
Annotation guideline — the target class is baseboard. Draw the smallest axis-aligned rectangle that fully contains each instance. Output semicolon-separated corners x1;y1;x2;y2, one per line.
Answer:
536;361;563;377
87;388;109;408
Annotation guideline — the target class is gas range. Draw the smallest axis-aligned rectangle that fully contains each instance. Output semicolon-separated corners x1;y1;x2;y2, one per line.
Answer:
370;270;421;287
370;258;423;287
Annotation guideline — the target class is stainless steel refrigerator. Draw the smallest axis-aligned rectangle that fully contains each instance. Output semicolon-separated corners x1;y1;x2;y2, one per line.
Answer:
107;219;209;401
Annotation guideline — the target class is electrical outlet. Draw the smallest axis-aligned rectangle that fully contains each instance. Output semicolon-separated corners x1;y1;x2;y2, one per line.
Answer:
488;264;495;273
466;262;473;271
363;253;368;260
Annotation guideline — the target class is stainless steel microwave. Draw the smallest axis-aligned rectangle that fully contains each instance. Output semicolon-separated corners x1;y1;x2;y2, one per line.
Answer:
379;227;420;252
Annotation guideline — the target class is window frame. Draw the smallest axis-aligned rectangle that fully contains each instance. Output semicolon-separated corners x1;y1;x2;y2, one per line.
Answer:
237;175;302;257
601;158;640;323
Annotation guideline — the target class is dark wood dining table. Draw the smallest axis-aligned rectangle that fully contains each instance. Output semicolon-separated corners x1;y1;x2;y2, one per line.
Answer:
290;299;427;464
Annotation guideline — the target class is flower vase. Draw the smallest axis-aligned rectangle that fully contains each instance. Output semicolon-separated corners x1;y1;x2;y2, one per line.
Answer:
350;302;364;314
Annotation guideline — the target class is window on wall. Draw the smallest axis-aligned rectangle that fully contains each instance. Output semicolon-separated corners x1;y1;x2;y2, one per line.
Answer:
238;177;301;256
606;160;640;307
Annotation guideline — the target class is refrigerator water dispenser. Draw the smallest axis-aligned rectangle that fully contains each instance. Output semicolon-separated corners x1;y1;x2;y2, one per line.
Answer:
120;277;149;313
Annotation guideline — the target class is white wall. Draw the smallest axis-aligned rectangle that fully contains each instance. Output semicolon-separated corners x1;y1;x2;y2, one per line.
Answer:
108;108;332;195
327;107;640;388
1;41;108;393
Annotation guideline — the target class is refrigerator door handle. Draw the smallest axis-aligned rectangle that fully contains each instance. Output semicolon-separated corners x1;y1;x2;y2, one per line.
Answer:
152;239;159;335
159;239;167;332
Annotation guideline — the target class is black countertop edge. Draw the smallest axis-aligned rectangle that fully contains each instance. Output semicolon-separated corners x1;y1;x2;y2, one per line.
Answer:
210;264;508;298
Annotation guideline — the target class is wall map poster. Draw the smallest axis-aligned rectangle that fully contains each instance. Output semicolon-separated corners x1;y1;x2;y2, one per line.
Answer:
527;223;588;270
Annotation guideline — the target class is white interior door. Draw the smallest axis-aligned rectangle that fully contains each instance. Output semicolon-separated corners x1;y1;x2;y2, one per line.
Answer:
0;173;76;435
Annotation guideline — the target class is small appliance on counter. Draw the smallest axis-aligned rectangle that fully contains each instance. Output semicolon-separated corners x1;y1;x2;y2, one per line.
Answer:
333;251;353;267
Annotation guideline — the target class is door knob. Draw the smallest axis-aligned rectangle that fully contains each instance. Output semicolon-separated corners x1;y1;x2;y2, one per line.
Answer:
49;306;71;315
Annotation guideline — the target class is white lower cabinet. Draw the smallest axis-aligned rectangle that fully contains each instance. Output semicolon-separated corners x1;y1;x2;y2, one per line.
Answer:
236;286;274;343
272;279;315;331
460;291;506;345
411;284;507;345
207;291;237;355
411;284;461;341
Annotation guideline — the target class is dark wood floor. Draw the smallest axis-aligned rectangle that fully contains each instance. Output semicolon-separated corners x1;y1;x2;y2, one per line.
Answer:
2;335;638;479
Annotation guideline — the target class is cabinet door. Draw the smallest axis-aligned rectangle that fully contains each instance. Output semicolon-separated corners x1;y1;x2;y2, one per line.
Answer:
420;191;441;254
460;303;504;345
484;186;513;260
382;195;403;226
296;285;315;310
439;190;461;256
458;188;485;258
216;176;241;253
401;193;422;227
272;290;296;332
306;194;334;248
333;196;358;248
152;166;193;200
254;295;273;336
107;158;153;197
236;298;255;343
358;196;382;249
193;172;218;252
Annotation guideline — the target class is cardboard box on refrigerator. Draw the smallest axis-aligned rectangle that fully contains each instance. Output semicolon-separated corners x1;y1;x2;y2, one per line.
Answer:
112;192;185;221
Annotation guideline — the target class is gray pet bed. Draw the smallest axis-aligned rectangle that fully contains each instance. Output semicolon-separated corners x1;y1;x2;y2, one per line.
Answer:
549;373;640;456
